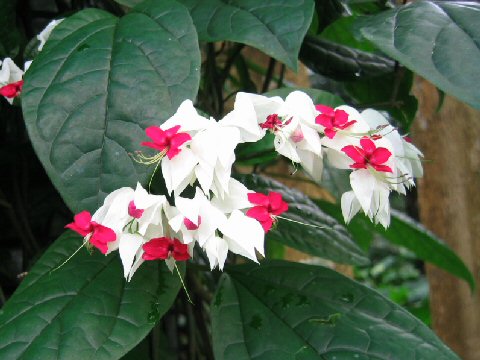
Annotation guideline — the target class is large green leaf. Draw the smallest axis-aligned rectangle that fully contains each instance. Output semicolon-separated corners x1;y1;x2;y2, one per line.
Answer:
317;200;475;290
212;261;460;360
300;35;395;81
320;16;377;53
0;231;183;360
177;0;315;70
357;1;480;109
239;174;369;266
22;0;201;213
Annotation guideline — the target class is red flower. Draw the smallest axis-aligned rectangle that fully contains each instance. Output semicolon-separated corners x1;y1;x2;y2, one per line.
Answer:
246;191;288;233
65;210;116;254
141;125;191;160
260;114;283;131
0;80;24;99
315;105;356;139
128;200;144;219
142;237;190;261
341;137;393;173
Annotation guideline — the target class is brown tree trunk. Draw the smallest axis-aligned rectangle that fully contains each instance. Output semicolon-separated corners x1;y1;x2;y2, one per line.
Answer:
412;78;480;359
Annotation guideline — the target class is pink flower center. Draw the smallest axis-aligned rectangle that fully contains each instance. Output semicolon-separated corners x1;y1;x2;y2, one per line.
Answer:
315;104;356;139
260;114;292;133
290;128;304;143
184;216;202;231
341;137;393;173
128;200;144;219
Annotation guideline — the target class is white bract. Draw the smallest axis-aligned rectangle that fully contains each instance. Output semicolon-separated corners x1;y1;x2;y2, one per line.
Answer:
160;99;262;197
37;18;64;51
239;91;323;181
92;183;168;279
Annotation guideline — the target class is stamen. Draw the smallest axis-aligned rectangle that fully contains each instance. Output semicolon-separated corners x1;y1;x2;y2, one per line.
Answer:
277;215;326;229
130;149;167;165
49;239;88;274
175;263;193;304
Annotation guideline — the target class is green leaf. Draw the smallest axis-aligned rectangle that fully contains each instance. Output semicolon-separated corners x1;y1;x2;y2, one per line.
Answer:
113;0;144;7
316;200;475;290
357;1;480;110
300;35;395;81
0;231;183;360
212;260;460;360
320;16;377;52
264;86;344;107
177;0;315;70
385;210;475;291
22;0;201;213
238;174;369;266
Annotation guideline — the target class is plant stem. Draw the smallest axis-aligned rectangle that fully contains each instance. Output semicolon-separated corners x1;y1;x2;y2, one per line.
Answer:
262;57;277;93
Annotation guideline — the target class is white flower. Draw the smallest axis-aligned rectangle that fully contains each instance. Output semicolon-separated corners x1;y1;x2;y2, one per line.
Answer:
37;19;64;51
0;58;24;104
92;183;167;279
160;99;260;197
239;91;323;181
168;187;227;247
361;109;423;193
167;180;264;271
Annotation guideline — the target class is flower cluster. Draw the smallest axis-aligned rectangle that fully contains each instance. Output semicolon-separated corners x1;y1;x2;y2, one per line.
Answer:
66;90;422;280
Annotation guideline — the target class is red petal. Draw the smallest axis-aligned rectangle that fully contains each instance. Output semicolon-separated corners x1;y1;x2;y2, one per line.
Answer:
145;126;167;145
370;147;392;165
372;164;393;173
272;200;288;216
333;109;349;126
324;128;336;139
65;210;93;237
337;120;356;130
315;114;333;128
166;147;181;159
246;206;271;222
247;192;269;207
360;137;376;155
315;104;334;117
173;239;190;261
89;224;116;254
350;163;368;170
0;84;18;98
260;217;274;233
170;132;191;148
142;237;171;260
342;145;366;164
141;141;166;151
164;125;181;138
74;210;92;229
